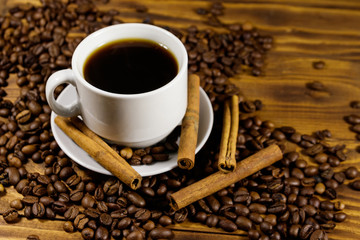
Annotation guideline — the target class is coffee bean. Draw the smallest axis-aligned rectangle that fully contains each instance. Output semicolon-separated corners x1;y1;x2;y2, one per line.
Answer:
32;202;45;217
22;195;39;205
310;229;328;240
52;200;68;214
46;207;56;219
126;191;146;207
53;180;68;193
81;194;96;208
248;229;261;240
98;213;112;226
10;199;23;210
3;208;19;223
63;221;74;233
312;61;325;69
117;217;132;229
249;212;263;224
194;211;207;223
334;212;347;222
345;166;358;179
205;214;218;228
218;219;237;232
299;224;314;239
95;226;109;240
235;216;252;231
323;187;337;199
82;228;95;240
159;215;172;226
351;180;360;190
84;207;100;219
5;167;20;185
127;230;143;240
174;208;188;223
149;227;174;239
249;203;267;214
141;220;155;231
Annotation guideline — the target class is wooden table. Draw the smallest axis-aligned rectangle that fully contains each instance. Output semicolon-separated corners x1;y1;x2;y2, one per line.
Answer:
1;0;360;239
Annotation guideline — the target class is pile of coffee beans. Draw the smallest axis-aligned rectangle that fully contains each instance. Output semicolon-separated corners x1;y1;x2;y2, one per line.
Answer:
111;126;180;166
0;1;359;240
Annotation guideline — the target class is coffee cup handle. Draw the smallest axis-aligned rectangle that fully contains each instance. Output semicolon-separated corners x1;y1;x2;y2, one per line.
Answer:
45;69;81;117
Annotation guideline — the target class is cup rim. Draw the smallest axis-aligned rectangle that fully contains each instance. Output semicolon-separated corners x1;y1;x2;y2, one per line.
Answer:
72;23;188;98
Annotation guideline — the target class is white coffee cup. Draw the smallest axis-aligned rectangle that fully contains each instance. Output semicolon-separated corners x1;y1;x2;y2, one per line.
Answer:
46;23;188;147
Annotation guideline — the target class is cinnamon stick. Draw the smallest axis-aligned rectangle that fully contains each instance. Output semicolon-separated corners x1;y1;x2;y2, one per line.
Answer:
54;116;142;190
177;74;200;170
218;95;239;172
170;144;283;210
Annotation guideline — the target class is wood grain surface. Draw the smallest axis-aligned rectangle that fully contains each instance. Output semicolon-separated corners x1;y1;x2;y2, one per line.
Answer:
1;0;360;239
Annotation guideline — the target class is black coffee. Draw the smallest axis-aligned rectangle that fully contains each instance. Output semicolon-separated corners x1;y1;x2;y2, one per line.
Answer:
83;39;178;94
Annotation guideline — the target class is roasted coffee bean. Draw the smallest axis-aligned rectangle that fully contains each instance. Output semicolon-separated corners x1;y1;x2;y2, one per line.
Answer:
52;200;68;214
63;221;75;233
74;213;89;230
351;180;360;190
334;212;347;222
323;187;337;199
205;195;220;213
260;221;273;234
126;191;146;207
10;199;23;210
26;235;40;240
5;167;20;185
312;61;325;70
248;229;261;240
205;214;219;228
24;205;33;219
235;216;252;231
46;207;56;219
289;224;301;238
32;202;45;217
22;195;39;205
134;208;151;222
82;228;95;240
149;227;174;239
127;205;139;215
117;217;132;229
345;166;358;179
103;178;120;195
267;202;286;214
218;218;237;232
3;208;19;223
99;213;112;226
263;214;277;227
110;209;128;219
234;203;249;216
299;224;314;239
159;215;172;226
233;188;250;202
32;184;47;197
249;203;267;214
333;172;346;184
84;207;101;219
82;194;96;208
310;229;328;240
194;211;207;223
174;208;188;223
249;212;263;224
69;189;83;202
53;180;68;193
126;230;143;240
95;226;109;240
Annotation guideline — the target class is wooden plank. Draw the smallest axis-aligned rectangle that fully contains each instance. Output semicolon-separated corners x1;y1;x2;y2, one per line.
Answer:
0;0;360;239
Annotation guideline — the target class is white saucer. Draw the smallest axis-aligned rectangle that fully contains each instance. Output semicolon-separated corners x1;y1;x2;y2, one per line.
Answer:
50;85;214;177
